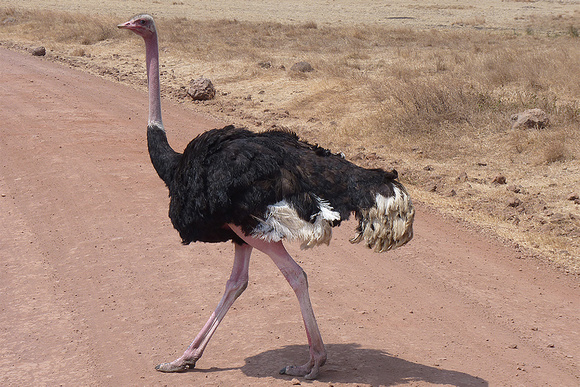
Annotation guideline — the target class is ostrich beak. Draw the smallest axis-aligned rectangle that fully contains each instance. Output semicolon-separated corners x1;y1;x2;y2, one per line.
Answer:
117;21;131;29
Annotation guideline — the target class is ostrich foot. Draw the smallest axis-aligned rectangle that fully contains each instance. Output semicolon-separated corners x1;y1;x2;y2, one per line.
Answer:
155;359;196;373
279;354;326;380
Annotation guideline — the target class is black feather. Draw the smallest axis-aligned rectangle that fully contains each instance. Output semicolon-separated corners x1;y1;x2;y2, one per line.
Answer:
157;125;401;245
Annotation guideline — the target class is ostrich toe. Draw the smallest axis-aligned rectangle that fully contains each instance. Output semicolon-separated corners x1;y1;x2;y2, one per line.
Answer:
279;357;324;380
155;360;196;372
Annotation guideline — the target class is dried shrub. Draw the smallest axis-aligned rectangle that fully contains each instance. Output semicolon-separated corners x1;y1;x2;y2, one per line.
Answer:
543;140;567;164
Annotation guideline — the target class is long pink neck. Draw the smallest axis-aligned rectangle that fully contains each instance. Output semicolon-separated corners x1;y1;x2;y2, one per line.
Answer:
142;28;180;186
144;32;163;129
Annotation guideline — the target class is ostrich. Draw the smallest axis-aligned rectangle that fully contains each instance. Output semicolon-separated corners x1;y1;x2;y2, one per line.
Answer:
118;14;414;380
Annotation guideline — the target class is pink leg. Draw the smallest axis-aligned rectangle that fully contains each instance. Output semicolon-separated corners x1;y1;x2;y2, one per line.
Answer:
229;225;327;380
156;242;252;372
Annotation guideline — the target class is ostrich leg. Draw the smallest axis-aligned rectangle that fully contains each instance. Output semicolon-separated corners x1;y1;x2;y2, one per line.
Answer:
229;225;327;380
156;242;252;372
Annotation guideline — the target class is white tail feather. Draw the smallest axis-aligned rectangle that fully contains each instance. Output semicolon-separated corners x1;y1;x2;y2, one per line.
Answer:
251;196;341;249
350;187;414;252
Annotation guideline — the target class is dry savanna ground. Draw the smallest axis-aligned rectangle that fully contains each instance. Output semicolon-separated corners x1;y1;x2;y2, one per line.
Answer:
1;1;579;273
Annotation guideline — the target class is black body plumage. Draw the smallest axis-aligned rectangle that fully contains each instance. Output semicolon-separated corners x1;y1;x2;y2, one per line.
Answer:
147;124;402;246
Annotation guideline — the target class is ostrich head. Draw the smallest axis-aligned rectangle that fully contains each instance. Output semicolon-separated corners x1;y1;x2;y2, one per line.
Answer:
117;14;156;38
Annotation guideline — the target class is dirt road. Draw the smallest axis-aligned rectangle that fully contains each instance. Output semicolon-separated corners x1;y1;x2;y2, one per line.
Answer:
1;47;578;386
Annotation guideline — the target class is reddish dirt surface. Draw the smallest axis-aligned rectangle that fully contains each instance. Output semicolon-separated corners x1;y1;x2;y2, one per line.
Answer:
1;47;578;386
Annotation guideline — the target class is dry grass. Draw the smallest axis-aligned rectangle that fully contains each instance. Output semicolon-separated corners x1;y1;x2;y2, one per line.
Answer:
1;7;579;273
1;8;117;45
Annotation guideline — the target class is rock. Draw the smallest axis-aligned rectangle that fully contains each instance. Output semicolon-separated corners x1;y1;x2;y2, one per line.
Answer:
31;46;46;56
550;213;566;223
457;171;468;182
290;61;314;72
187;77;215;101
425;183;437;193
510;108;549;129
567;193;579;201
507;185;521;193
258;61;272;69
492;175;507;185
507;198;522;208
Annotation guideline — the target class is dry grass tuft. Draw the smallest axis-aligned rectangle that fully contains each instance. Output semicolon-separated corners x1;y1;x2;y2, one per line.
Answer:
0;8;118;45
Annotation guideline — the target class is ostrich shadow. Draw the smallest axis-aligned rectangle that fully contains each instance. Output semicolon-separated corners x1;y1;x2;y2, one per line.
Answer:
241;343;487;386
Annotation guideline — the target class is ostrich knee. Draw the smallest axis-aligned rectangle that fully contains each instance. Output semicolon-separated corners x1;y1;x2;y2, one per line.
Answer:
224;275;248;300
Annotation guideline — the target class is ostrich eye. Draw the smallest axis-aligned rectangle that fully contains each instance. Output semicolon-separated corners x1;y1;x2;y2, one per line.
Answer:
139;19;147;25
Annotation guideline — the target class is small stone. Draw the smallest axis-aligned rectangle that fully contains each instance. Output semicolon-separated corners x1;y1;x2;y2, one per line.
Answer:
187;77;215;101
567;193;579;201
290;61;314;72
291;378;301;385
510;108;549;130
258;61;272;69
457;172;468;182
31;46;46;56
550;213;566;223
425;183;437;193
508;344;518;349
492;175;507;185
547;343;555;348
